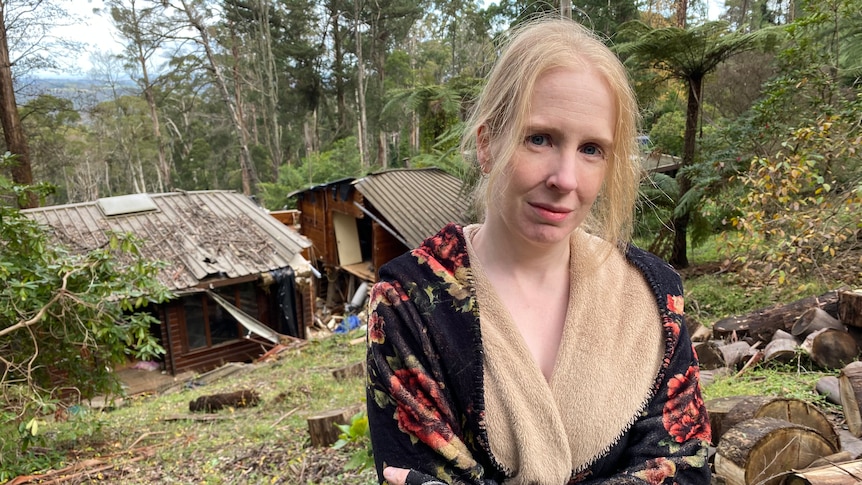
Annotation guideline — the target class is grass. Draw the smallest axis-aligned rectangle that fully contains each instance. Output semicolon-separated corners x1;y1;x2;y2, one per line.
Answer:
1;331;377;484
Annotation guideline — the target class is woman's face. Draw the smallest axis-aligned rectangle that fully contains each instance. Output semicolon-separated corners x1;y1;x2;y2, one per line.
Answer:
484;66;616;250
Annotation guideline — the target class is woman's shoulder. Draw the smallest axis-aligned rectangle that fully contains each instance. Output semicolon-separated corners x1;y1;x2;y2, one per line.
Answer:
379;223;471;281
624;244;683;296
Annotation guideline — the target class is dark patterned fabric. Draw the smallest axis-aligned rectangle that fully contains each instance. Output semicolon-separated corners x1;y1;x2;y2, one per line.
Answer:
366;224;711;485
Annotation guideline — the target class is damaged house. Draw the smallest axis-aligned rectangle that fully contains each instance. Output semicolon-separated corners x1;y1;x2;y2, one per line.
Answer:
290;167;470;306
23;190;313;375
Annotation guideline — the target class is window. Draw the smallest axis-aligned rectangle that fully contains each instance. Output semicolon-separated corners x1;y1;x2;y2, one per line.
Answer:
183;283;261;351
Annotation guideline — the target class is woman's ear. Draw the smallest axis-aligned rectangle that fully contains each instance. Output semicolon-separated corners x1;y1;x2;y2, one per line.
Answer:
477;125;490;174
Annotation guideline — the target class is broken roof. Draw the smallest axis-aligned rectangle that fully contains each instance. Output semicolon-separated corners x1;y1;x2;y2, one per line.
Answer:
353;168;470;249
23;190;311;292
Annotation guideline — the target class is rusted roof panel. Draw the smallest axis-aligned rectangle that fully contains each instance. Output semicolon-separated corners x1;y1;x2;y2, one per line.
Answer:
22;191;311;291
353;168;470;249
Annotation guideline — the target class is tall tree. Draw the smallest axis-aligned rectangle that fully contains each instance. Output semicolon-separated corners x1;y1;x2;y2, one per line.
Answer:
167;0;258;195
0;1;35;208
108;0;178;192
617;20;776;267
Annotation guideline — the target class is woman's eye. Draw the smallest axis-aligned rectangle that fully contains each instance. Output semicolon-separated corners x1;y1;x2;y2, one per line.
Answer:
582;144;603;156
527;134;550;146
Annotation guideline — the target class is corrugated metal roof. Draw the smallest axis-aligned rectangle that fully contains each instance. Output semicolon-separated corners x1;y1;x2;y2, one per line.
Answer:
353;168;470;249
22;190;311;291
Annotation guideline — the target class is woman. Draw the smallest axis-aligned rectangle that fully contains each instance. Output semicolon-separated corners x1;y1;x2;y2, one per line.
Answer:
365;16;711;485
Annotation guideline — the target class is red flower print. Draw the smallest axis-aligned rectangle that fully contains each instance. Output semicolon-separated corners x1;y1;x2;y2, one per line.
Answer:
663;366;711;444
368;312;385;344
389;368;458;451
635;458;677;485
667;294;684;315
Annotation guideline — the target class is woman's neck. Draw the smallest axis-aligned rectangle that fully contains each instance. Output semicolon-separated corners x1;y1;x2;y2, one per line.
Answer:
471;222;572;280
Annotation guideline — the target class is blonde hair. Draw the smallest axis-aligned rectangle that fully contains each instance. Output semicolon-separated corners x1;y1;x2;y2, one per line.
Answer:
462;16;641;245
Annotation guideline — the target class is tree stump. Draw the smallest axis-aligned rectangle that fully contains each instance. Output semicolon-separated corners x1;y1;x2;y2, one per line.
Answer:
784;458;862;485
714;417;838;485
307;406;359;447
839;290;862;328
188;389;261;413
792;307;845;338
331;361;366;381
839;361;862;437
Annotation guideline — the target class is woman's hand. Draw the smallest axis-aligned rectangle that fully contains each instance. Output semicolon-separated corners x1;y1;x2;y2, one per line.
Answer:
383;466;410;485
384;466;447;485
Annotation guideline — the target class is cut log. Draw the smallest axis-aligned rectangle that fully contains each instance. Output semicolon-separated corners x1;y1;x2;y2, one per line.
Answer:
714;417;839;485
695;341;726;370
839;361;862;437
815;376;842;406
307;405;360;447
699;367;732;388
710;397;839;449
784;458;862;485
188;389;261;413
838;428;862;457
839;290;862;328
753;398;839;450
763;337;798;364
706;395;756;445
720;341;754;369
792;307;845;338
806;451;854;469
808;329;859;370
713;291;840;343
773;329;797;341
331;361;366;381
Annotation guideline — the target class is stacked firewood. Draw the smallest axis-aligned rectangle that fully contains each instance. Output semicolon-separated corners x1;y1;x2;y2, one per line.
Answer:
699;289;862;484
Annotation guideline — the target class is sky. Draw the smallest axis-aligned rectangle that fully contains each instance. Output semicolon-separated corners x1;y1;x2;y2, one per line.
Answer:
43;0;122;77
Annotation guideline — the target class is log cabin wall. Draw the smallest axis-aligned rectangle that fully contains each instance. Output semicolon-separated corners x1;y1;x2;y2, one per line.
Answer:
297;184;366;268
372;221;409;275
297;190;332;265
158;282;291;375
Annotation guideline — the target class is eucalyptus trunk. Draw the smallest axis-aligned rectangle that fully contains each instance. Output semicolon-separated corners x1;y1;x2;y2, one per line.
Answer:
0;4;37;208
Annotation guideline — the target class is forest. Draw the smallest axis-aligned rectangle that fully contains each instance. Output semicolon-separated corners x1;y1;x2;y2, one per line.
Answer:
0;0;857;273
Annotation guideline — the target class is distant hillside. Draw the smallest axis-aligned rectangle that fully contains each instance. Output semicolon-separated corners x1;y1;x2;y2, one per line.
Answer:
16;76;138;109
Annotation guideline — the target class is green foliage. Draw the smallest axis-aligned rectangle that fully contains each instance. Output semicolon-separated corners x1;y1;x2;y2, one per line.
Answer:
258;136;367;210
333;410;374;472
648;110;685;156
0;155;171;462
728;113;862;285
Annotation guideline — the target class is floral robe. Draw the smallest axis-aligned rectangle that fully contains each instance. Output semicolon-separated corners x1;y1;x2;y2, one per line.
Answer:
366;224;711;485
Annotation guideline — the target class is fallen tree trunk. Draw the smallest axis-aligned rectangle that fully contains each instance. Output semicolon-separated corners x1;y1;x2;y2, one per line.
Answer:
188;389;261;413
714;417;839;485
713;291;840;343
